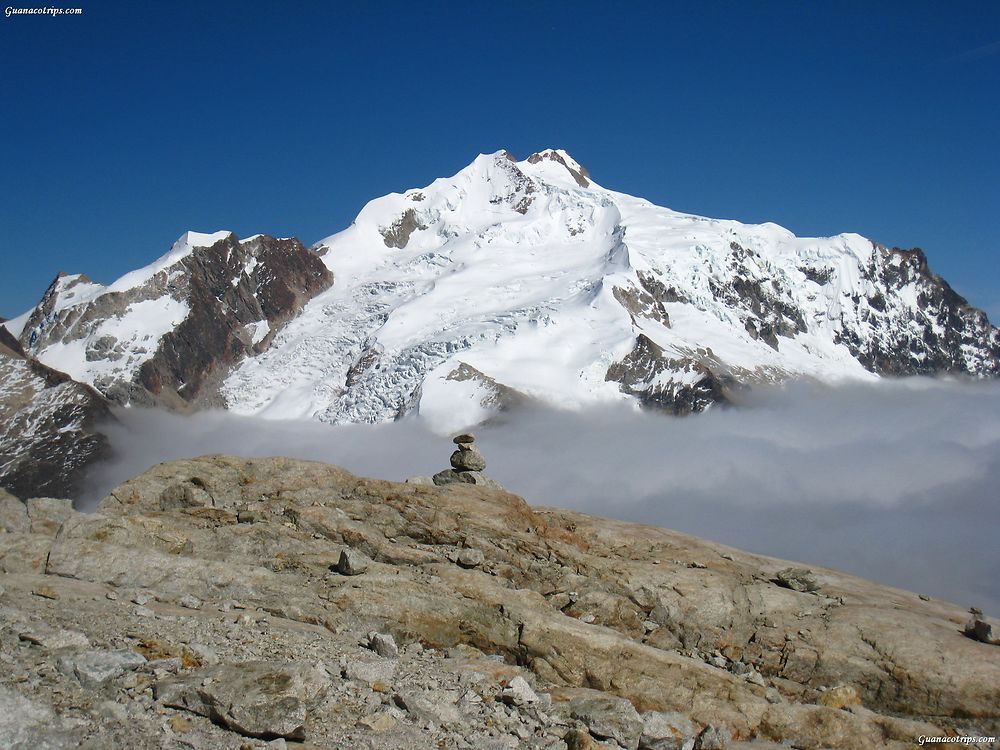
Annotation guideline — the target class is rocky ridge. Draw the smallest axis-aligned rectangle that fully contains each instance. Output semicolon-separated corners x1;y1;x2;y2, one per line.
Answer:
1;454;997;749
16;231;333;410
1;231;333;496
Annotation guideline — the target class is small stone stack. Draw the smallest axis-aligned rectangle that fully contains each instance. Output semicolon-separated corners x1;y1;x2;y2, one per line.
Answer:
425;434;503;490
449;433;486;472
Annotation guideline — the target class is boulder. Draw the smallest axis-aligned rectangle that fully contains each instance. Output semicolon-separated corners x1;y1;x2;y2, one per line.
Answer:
559;690;644;750
58;649;147;688
774;567;819;593
368;632;399;658
502;675;539;706
393;688;463;725
25;497;75;536
694;725;731;749
336;547;370;576
456;548;485;569
19;625;90;651
155;661;331;740
404;475;435;486
432;469;503;490
638;711;698;750
450;446;487;472
964;618;999;645
344;657;397;686
0;490;28;534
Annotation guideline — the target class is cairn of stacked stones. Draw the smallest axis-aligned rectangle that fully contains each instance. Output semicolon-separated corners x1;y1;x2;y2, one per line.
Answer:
409;433;504;490
449;433;486;472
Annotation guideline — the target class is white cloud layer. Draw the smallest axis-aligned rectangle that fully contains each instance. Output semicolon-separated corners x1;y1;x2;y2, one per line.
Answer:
83;378;1000;615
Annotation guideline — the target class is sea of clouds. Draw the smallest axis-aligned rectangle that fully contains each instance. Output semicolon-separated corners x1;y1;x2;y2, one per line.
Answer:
83;378;1000;615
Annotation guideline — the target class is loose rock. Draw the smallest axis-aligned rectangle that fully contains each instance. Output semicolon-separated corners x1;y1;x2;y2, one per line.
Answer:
404;475;435;486
457;548;485;569
502;675;539;706
639;710;698;750
694;724;731;749
155;661;330;741
59;649;147;688
774;567;819;593
565;692;644;750
336;547;370;576
964;618;999;645
178;594;202;609
367;631;399;658
19;625;90;650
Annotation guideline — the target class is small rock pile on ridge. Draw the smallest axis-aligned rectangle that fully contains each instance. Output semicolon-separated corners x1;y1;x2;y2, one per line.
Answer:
408;433;504;490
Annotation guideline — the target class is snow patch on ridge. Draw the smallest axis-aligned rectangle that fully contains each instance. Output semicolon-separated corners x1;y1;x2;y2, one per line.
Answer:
107;230;231;294
36;296;190;385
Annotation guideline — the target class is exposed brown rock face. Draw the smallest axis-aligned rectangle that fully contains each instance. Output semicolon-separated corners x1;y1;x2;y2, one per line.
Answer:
19;234;333;409
134;234;333;408
1;455;994;748
0;329;112;499
380;208;428;249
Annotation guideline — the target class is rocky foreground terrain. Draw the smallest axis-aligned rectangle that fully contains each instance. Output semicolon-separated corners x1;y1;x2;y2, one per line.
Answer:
1;454;998;749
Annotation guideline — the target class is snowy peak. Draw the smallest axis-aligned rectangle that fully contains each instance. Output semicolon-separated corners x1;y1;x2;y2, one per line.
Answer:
105;230;234;295
178;229;233;248
324;149;612;259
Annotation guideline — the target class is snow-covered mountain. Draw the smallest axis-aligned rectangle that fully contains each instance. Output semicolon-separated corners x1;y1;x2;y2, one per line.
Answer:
221;149;998;430
7;149;999;440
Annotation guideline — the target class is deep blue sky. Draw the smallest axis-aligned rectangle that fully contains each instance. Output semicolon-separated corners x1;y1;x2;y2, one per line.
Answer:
2;1;998;319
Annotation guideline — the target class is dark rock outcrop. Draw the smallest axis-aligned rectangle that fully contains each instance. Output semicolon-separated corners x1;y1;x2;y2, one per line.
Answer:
606;335;737;415
836;245;999;376
0;331;112;500
380;208;428;249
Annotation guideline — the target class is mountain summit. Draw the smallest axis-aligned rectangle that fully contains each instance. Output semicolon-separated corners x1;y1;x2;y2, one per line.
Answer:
6;149;999;439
